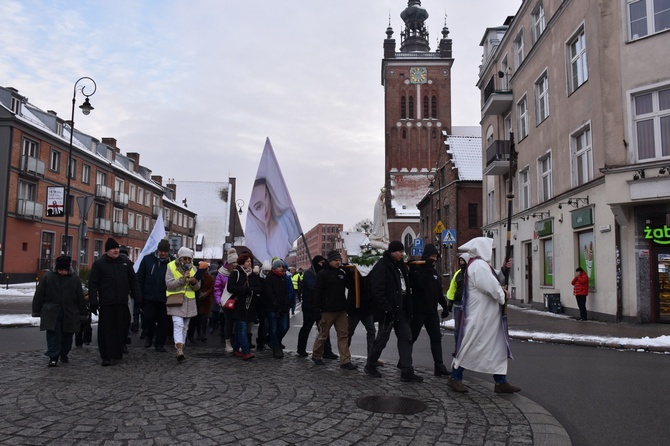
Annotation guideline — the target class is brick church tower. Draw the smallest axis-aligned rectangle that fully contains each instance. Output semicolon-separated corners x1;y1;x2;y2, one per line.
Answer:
382;1;453;247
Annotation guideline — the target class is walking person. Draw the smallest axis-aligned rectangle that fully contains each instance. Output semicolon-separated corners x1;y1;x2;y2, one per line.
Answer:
311;250;357;370
136;239;173;353
446;253;470;350
572;267;589;321
88;238;141;366
347;267;377;364
32;256;87;367
213;249;238;353
447;237;520;394
264;259;291;358
228;252;262;360
296;255;336;359
408;243;451;376
364;241;422;382
165;247;201;362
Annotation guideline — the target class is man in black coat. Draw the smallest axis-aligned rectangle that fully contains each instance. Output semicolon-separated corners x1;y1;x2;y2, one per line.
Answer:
311;250;357;370
364;241;422;382
136;239;173;352
408;243;451;376
88;238;141;366
296;255;336;359
32;256;87;367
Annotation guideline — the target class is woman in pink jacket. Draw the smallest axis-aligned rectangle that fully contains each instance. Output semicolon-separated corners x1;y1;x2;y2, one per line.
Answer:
571;267;589;321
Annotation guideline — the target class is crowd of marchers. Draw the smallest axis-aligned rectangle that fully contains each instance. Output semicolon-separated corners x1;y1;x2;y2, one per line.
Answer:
31;236;521;394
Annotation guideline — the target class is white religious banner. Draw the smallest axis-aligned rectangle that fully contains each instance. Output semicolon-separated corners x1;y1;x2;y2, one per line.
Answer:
245;138;302;263
134;209;167;272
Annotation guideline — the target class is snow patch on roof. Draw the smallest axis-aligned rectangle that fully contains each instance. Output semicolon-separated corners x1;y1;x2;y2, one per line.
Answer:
389;173;430;217
446;135;483;181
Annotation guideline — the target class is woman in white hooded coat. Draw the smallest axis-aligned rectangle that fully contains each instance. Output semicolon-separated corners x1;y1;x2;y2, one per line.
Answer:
447;237;521;394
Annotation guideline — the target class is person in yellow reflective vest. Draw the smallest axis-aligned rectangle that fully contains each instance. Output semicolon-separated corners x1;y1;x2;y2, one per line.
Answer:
166;246;201;362
446;253;469;350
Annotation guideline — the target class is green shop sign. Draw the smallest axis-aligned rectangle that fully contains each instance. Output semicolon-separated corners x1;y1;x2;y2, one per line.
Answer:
535;218;553;237
571;207;593;229
644;225;670;245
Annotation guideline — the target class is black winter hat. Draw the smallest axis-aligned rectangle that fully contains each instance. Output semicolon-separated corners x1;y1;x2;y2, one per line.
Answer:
157;239;171;252
105;238;120;251
327;250;342;262
422;243;440;260
55;256;71;271
388;240;404;253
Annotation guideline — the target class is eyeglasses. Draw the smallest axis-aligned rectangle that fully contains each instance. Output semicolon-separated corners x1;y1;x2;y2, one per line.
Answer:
181;257;192;261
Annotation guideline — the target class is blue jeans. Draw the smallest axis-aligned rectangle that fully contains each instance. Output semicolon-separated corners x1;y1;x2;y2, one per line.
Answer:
451;366;507;384
267;310;289;348
234;320;250;354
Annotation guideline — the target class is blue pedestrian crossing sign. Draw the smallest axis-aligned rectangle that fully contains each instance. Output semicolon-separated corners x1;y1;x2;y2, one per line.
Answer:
442;229;456;245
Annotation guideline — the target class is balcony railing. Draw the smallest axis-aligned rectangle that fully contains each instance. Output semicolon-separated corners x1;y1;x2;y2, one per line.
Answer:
483;140;511;176
95;184;112;201
481;76;513;117
16;199;44;219
93;218;111;233
19;155;46;177
114;191;129;207
113;222;129;236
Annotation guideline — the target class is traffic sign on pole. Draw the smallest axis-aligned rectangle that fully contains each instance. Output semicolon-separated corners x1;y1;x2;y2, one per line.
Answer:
442;229;457;245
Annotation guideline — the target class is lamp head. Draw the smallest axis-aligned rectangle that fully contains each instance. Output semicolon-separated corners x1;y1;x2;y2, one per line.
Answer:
79;97;94;115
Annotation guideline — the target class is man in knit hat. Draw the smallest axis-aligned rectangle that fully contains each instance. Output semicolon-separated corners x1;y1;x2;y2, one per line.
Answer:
263;258;291;358
32;256;87;367
136;239;174;352
364;241;422;382
408;243;451;376
88;237;141;366
311;250;357;370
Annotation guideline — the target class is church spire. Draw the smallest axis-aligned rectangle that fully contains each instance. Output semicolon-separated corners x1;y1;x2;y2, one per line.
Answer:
399;0;430;52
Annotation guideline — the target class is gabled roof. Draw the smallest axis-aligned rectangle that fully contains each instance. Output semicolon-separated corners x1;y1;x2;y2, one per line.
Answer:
446;135;483;182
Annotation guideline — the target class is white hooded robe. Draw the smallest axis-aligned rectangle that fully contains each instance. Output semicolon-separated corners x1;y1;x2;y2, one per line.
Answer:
452;237;510;375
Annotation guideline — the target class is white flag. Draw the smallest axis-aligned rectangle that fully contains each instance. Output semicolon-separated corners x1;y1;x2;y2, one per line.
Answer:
134;209;167;272
245;138;302;263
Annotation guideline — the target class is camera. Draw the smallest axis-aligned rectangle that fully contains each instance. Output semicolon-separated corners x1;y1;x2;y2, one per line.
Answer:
181;263;191;272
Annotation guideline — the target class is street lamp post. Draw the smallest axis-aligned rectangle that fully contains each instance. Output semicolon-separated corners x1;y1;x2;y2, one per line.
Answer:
63;77;97;257
230;199;245;248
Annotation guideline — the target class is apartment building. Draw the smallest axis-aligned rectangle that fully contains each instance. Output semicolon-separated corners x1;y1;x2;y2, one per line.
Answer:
479;0;670;322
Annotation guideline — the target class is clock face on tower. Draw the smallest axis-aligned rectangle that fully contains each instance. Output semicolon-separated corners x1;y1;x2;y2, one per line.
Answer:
409;67;427;84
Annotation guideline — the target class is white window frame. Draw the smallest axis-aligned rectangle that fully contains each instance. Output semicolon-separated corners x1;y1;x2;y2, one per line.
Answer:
538;152;552;202
486;190;495;224
113;207;124;222
144;216;150;232
567;26;588;94
128;212;135;229
531;2;546;43
571;123;594;186
137;187;144;205
135;214;143;231
22;138;38;157
514;30;525;68
82;164;91;184
145;191;151;207
519;167;530;211
628;0;670;40
632;87;670;160
49;149;61;172
517;95;529;140
129;184;136;202
535;71;550;124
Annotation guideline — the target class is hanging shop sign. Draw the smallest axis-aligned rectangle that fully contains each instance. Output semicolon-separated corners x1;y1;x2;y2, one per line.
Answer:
535;218;553;237
571;207;593;229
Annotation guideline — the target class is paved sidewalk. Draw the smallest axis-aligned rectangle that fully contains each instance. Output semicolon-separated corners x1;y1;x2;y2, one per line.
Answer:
0;344;570;446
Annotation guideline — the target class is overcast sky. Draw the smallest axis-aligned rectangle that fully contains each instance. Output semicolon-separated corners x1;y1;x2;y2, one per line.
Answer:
1;0;521;232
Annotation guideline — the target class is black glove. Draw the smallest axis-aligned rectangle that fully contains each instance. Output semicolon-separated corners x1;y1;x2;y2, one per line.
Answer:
314;311;322;322
90;305;98;316
447;300;454;311
441;308;450;319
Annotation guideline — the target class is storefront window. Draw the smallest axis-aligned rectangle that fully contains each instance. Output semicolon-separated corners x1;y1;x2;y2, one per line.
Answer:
542;238;553;286
577;230;595;288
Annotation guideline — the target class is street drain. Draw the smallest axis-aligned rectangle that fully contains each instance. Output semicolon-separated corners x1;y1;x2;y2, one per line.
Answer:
355;395;427;414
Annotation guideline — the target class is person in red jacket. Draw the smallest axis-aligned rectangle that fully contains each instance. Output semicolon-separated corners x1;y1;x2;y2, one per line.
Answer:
571;267;589;321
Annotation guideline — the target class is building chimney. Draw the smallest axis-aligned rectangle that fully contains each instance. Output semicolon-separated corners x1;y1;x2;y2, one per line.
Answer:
127;152;140;172
47;110;57;116
151;175;163;185
102;137;117;149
